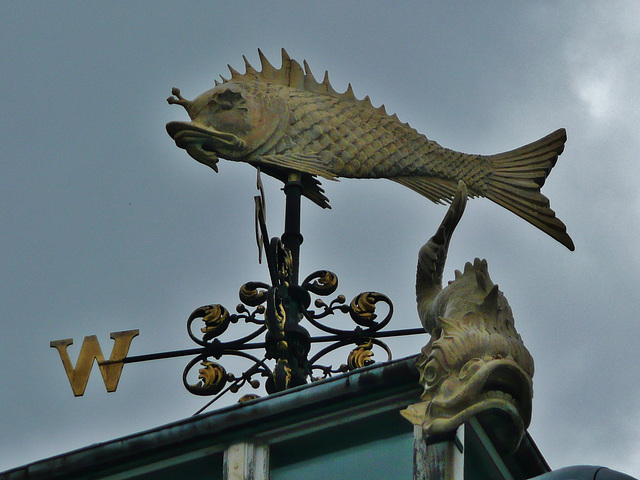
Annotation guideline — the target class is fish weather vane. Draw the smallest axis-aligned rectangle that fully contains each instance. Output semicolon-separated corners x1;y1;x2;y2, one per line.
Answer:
51;49;573;412
166;48;573;250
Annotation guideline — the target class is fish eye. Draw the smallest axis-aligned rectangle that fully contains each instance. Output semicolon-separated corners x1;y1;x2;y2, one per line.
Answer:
209;90;247;112
218;101;235;111
206;98;231;111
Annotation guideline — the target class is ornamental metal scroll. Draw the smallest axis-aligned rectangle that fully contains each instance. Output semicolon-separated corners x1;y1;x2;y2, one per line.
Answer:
180;170;424;412
181;276;397;407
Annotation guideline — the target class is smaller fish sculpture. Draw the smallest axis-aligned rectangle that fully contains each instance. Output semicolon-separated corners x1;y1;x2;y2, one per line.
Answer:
167;49;574;250
402;182;534;452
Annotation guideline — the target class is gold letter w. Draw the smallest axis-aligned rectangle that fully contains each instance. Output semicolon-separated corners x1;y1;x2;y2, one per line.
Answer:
50;330;139;396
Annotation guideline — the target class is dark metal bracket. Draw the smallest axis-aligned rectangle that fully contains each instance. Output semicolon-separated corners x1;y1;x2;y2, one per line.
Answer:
103;171;426;413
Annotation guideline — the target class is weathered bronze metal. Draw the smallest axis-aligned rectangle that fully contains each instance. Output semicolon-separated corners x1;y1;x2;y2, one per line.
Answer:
401;182;534;450
167;49;573;250
50;330;139;396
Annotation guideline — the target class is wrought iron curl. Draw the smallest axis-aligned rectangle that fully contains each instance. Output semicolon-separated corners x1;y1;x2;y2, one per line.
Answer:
183;350;271;397
302;270;339;296
187;293;269;348
303;287;393;336
309;338;393;381
349;291;394;330
182;357;229;396
238;281;270;307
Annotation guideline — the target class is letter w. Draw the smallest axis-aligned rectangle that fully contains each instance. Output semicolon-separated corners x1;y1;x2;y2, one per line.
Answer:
50;330;139;396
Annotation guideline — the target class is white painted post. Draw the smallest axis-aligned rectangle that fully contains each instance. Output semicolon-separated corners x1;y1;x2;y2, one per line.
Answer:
224;442;269;480
414;425;464;480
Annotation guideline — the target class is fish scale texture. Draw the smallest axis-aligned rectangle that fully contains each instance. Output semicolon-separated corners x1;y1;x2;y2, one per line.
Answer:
268;87;490;190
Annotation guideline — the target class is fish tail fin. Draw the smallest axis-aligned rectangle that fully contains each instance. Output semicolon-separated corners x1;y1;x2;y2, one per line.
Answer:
485;128;574;250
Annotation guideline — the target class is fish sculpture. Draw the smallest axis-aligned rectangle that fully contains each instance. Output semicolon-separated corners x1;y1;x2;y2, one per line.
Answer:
167;49;574;250
402;182;534;451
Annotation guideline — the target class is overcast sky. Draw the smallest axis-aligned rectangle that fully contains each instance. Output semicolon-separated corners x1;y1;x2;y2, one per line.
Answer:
2;1;640;476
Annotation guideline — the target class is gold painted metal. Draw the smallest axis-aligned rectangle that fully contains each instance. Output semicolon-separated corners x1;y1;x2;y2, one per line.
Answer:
50;330;139;396
272;359;293;390
167;49;573;250
349;292;383;326
239;283;269;307
238;394;261;403
402;183;534;451
347;340;375;370
201;304;231;340
193;361;228;395
307;270;338;295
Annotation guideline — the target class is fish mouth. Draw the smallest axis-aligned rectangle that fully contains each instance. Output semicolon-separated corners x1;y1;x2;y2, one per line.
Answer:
425;359;533;452
166;121;247;172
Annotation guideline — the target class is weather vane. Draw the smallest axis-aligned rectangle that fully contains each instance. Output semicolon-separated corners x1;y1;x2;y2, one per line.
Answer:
51;49;573;414
166;48;573;250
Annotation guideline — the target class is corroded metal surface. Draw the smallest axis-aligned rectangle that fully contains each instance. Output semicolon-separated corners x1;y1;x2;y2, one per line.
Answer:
167;49;573;250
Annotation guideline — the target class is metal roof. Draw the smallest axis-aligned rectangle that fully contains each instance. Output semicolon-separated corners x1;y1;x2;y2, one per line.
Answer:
2;355;552;480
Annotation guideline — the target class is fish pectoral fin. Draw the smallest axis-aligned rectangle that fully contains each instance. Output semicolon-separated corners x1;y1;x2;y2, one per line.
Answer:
259;154;338;181
257;164;332;210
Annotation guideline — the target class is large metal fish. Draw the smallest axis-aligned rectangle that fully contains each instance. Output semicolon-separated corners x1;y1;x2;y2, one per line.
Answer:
167;49;574;250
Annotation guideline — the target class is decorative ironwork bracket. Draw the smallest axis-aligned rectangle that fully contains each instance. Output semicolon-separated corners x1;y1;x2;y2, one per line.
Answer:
176;170;425;411
79;171;426;413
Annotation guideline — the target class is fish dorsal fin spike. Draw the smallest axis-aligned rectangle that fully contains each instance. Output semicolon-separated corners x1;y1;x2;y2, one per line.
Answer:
227;64;241;79
214;79;220;86
302;59;312;76
243;55;257;75
280;48;291;72
288;58;305;89
258;48;277;78
221;51;399;121
475;258;487;271
281;48;291;63
279;48;292;84
391;113;399;121
303;60;320;91
322;71;337;95
478;285;499;315
344;83;356;100
479;284;500;314
476;270;489;292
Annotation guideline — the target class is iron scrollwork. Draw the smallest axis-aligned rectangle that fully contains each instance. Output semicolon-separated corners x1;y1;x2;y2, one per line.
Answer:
182;271;400;403
182;171;425;411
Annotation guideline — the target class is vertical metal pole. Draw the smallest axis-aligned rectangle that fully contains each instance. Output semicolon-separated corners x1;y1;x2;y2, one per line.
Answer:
281;172;303;285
